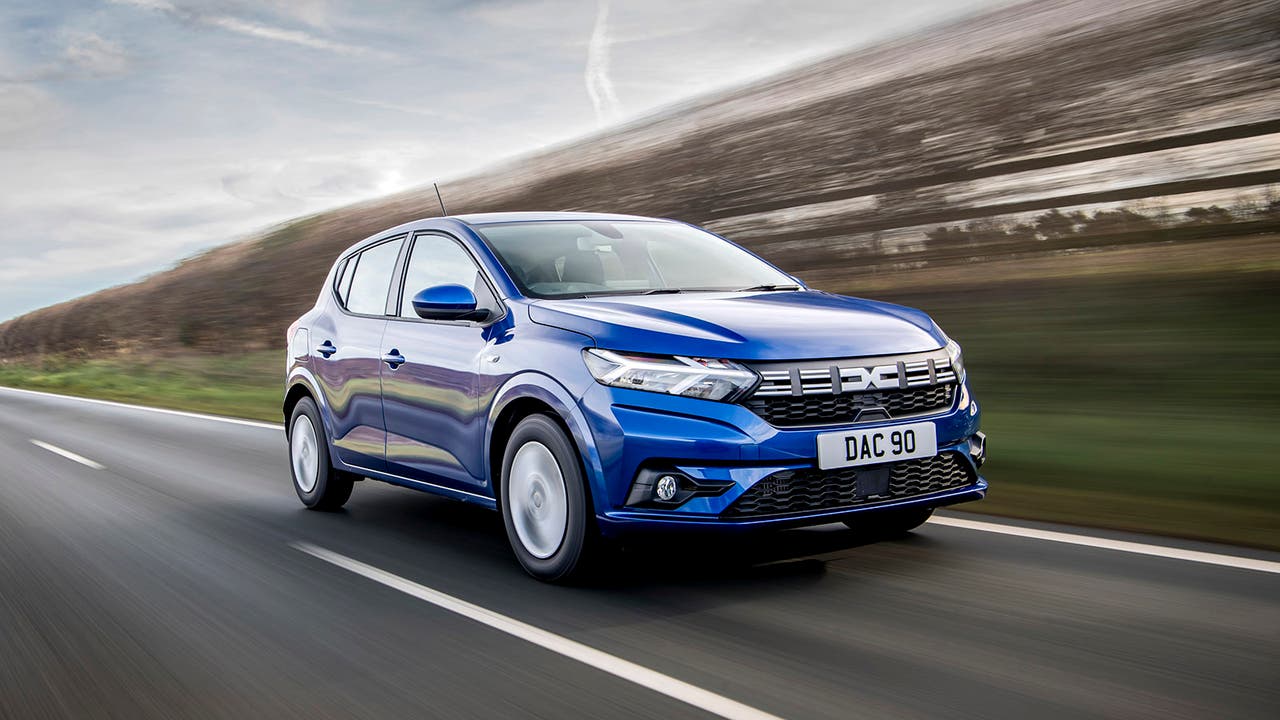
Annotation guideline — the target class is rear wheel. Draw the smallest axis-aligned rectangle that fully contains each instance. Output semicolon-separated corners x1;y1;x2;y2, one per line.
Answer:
843;507;934;537
288;396;354;511
500;414;597;582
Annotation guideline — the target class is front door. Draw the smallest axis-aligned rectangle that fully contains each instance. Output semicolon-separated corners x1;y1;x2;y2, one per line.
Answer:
381;232;505;492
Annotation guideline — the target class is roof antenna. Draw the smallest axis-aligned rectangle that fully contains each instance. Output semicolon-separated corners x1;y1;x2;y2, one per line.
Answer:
432;182;448;216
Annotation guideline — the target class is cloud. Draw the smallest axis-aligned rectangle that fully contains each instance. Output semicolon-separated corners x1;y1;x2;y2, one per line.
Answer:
584;0;621;125
0;31;129;84
201;15;372;56
333;95;447;119
109;0;379;57
63;32;130;76
0;84;60;138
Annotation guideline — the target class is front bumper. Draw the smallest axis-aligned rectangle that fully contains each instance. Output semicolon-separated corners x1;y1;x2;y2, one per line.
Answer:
578;378;987;535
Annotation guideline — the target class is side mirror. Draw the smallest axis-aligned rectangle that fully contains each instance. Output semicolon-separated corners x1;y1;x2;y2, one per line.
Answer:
410;284;489;321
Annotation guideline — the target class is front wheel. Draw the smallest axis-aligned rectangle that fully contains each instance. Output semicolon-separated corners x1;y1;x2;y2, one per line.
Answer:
500;414;597;582
843;507;934;537
288;396;354;511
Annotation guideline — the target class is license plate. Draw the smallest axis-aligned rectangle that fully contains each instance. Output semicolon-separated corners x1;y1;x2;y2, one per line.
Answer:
816;421;937;470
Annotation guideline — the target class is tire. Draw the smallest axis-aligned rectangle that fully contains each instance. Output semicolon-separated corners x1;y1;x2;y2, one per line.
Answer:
843;507;934;537
500;414;597;582
288;396;354;511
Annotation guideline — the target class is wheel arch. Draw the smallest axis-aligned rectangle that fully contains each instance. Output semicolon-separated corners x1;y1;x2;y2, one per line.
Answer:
283;369;330;438
485;373;604;514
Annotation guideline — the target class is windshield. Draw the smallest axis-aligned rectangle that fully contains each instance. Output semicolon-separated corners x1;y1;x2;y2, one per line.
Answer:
475;220;797;298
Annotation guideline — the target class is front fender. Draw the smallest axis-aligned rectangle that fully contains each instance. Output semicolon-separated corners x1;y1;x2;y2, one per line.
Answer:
485;371;608;518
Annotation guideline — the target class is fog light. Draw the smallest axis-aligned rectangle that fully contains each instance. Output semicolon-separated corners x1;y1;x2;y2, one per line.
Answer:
655;475;679;501
971;431;987;468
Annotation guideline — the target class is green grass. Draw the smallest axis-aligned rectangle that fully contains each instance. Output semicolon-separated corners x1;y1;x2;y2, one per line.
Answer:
0;352;283;422
879;267;1280;549
2;266;1277;549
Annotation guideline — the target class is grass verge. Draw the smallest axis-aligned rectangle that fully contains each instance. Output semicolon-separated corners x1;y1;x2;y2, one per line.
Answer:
0;352;282;422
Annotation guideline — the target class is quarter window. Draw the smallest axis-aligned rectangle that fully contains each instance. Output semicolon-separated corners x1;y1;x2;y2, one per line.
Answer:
345;237;404;315
332;257;352;305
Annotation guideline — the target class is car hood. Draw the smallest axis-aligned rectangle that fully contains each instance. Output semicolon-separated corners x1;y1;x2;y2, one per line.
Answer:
527;291;945;360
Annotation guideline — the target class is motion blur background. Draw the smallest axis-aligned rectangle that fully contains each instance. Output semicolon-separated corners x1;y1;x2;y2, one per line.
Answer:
0;0;1277;548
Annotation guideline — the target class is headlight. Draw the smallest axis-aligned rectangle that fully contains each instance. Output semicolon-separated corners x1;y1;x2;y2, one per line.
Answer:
583;349;757;402
944;338;965;378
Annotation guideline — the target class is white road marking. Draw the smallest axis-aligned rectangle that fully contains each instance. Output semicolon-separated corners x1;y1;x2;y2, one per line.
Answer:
29;439;105;470
0;386;281;430
929;515;1280;575
292;542;785;720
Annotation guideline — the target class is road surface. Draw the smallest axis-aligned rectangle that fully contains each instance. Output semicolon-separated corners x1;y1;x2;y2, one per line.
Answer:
0;387;1276;719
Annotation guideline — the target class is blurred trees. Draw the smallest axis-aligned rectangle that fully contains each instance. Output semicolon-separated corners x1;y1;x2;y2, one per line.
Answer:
925;192;1275;252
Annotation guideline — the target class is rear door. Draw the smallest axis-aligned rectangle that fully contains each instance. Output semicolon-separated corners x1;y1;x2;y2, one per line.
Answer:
311;235;405;473
380;231;506;492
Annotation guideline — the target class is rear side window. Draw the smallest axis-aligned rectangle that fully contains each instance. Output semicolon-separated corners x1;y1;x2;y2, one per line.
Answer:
332;257;353;305
345;238;404;315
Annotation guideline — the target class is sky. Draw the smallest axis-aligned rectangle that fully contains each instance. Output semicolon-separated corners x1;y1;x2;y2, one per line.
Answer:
0;0;1006;321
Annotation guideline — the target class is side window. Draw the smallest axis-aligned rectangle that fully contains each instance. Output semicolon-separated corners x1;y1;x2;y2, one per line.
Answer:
339;256;357;305
345;237;404;315
332;257;352;306
399;234;498;318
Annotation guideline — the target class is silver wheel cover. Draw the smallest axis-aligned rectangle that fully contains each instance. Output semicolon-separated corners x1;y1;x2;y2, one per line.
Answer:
291;414;320;493
508;441;568;559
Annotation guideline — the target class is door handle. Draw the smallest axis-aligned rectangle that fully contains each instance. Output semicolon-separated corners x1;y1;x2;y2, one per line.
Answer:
383;349;406;369
316;340;337;358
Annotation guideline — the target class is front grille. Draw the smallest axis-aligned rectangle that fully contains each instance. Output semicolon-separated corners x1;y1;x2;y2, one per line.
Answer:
722;452;975;518
742;348;960;427
745;384;953;426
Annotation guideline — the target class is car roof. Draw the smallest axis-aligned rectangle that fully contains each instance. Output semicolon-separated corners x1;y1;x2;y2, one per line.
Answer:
453;211;666;226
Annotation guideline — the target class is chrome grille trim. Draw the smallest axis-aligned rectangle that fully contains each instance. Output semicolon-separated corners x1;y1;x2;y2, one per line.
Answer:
749;348;957;398
742;348;960;427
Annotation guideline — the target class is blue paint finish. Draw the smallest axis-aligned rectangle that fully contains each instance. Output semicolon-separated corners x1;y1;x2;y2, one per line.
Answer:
410;284;478;319
285;212;987;533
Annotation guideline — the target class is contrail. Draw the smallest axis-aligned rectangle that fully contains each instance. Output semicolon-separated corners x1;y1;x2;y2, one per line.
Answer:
585;0;620;125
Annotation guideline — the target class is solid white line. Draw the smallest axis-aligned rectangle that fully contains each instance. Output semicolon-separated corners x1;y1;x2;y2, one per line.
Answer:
292;542;785;720
929;515;1280;575
0;385;281;431
29;439;106;470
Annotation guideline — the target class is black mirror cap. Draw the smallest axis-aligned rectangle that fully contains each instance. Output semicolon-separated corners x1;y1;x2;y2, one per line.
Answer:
413;305;492;322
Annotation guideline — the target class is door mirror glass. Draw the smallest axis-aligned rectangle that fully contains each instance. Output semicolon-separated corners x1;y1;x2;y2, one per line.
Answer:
410;284;487;321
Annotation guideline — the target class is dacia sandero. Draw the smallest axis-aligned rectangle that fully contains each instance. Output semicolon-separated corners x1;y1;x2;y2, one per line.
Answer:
284;213;987;581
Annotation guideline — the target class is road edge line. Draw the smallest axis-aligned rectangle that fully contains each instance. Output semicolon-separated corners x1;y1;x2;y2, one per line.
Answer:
0;385;281;430
929;516;1280;574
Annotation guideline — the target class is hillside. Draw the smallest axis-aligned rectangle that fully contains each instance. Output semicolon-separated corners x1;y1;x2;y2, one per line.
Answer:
1;0;1276;355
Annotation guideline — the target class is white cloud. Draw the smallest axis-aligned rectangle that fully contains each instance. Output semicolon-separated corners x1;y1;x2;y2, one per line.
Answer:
109;0;378;57
201;15;375;56
108;0;177;10
584;0;621;125
0;84;60;138
63;32;130;76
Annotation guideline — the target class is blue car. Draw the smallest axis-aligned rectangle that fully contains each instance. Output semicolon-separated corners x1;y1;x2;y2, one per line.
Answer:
284;212;986;581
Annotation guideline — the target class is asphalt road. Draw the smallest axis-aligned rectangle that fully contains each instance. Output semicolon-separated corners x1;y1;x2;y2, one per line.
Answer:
0;388;1276;720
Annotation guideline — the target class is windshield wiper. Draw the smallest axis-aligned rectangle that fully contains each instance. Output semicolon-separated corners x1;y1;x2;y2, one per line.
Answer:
642;288;684;295
735;283;802;292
